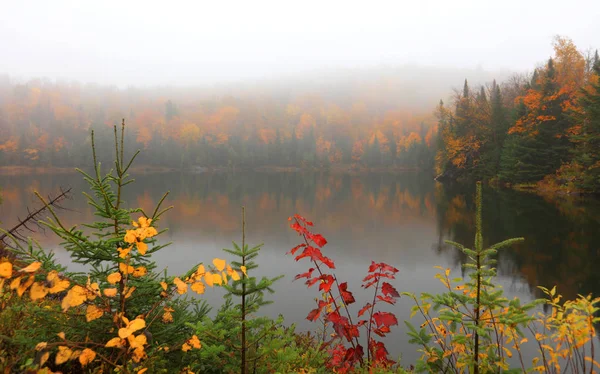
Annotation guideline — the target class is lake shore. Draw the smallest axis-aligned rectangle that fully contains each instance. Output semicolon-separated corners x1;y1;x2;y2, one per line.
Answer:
0;164;422;175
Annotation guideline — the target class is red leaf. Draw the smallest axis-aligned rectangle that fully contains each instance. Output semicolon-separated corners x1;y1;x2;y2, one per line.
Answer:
294;214;313;226
373;311;398;327
368;261;379;273
344;344;364;366
306;308;321;321
339;282;355;305
306;300;327;321
370;341;392;364
319;274;335;293
358;303;372;317
289;243;306;255
381;282;400;298
380;263;399;274
320;255;336;269
376;295;397;305
311;233;327;248
306;277;320;288
294;268;314;280
374;325;391;337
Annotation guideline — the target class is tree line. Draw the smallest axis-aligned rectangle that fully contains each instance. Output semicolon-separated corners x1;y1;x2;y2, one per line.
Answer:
0;73;437;170
435;36;600;193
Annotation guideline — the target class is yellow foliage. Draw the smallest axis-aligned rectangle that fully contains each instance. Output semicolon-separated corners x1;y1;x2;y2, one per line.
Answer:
85;305;104;322
212;258;226;272
55;346;73;365
0;262;13;278
21;261;41;273
118;317;146;339
30;282;48;300
173;277;188;294
107;272;122;284
79;348;96;366
61;285;88;311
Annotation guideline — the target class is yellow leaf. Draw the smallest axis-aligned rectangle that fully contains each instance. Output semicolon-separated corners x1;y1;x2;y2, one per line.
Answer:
30;282;49;300
105;337;124;348
86;305;104;322
0;262;12;278
194;264;206;280
103;288;117;297
240;266;247;277
136;241;148;255
162;310;174;323
107;272;122;284
61;285;87;311
228;265;240;281
57;332;66;340
117;246;132;259
132;267;147;278
17;275;35;297
48;278;70;294
119;263;134;274
55;346;72;365
132;346;146;362
188;335;201;349
127;334;147;349
118;318;146;339
21;261;42;273
79;348;96;366
213;258;226;272
9;275;21;290
204;272;214;287
124;286;136;299
124;230;137;244
40;351;50;366
173;277;187;294
191;282;205;295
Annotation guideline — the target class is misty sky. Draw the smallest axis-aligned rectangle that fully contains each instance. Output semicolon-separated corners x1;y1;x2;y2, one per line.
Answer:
1;0;599;86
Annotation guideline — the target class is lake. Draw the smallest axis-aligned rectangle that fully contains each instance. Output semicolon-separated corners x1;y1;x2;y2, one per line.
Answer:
1;171;599;364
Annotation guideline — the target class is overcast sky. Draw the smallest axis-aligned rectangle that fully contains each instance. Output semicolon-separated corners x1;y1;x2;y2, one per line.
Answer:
1;0;598;87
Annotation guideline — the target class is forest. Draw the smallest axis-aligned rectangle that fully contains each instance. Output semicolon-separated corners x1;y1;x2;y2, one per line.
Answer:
435;37;600;193
0;67;444;171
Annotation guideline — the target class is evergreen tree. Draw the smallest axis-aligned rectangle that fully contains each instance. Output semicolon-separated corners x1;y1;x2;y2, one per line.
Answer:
488;80;508;176
221;207;283;373
572;63;600;191
165;100;178;122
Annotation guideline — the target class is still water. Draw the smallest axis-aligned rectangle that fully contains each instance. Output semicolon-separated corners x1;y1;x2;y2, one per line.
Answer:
1;171;599;363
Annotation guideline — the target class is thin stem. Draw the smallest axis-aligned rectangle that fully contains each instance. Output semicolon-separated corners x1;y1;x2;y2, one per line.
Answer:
241;206;247;374
365;273;381;364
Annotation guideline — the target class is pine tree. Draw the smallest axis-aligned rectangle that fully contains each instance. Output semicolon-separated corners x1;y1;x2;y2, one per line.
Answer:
222;207;283;373
572;63;600;191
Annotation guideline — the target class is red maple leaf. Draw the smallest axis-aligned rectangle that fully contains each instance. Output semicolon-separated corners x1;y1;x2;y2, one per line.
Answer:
381;282;400;298
376;295;397;305
294;267;314;280
311;233;328;248
288;243;306;255
319;274;335;293
339;282;355;305
358;303;372;317
373;311;398;327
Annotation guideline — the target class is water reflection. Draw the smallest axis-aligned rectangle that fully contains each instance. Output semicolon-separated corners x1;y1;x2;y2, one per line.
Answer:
1;171;599;359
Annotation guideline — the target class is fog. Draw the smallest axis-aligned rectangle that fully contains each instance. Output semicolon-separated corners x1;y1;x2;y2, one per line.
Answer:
1;0;598;87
